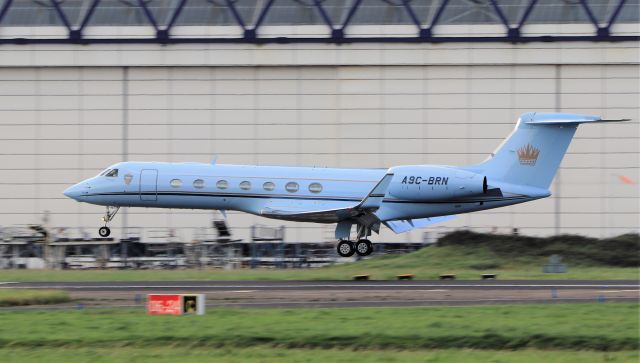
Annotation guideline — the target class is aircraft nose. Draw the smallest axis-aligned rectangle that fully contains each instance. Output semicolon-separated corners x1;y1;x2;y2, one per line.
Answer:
63;182;89;200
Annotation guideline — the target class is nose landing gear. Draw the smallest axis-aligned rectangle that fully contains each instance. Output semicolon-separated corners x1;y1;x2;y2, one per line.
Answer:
98;206;120;237
98;226;111;237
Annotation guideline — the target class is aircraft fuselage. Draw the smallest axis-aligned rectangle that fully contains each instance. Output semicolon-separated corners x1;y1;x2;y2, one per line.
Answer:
64;161;543;224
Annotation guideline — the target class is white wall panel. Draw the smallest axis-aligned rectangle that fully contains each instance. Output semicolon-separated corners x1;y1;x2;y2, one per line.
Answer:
0;58;637;242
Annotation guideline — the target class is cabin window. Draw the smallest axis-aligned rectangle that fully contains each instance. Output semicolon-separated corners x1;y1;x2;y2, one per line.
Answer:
263;181;275;191
285;182;299;193
240;181;251;190
193;179;205;189
309;182;323;193
216;180;228;189
170;179;182;188
105;169;118;177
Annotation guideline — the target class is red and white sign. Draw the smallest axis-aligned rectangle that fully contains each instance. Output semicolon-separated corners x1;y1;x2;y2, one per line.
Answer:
147;294;182;315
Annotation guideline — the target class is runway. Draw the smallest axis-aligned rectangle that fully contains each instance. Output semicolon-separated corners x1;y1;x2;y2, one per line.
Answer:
2;280;638;309
3;280;640;290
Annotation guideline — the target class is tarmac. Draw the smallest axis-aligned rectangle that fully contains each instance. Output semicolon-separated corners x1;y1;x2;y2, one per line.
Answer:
2;280;638;309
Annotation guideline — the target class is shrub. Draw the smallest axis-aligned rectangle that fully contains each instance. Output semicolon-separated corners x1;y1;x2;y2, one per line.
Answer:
437;231;640;267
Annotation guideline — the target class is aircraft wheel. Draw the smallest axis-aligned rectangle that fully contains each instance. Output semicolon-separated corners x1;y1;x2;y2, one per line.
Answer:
337;240;355;257
356;239;373;256
98;226;111;237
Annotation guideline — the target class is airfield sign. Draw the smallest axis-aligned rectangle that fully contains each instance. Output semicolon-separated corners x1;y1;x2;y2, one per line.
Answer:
147;294;205;315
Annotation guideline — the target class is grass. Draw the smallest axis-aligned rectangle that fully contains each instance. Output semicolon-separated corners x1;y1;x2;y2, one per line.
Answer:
0;289;70;307
0;347;637;363
0;304;637;351
0;245;637;282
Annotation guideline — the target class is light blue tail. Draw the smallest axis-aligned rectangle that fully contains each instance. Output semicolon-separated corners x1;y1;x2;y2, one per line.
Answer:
470;112;628;190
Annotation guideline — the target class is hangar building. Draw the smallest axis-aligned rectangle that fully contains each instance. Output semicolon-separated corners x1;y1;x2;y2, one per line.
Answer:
0;0;638;243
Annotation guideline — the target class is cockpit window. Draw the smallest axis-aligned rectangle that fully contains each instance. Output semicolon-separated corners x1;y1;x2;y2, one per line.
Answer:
105;169;118;177
99;169;111;176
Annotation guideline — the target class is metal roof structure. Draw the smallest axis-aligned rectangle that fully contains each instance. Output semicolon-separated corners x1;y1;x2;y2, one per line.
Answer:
0;0;637;44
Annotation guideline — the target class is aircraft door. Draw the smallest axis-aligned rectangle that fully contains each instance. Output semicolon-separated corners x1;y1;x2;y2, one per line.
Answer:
140;169;158;201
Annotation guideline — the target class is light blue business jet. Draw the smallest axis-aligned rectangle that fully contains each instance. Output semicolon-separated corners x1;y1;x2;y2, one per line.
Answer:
64;112;628;257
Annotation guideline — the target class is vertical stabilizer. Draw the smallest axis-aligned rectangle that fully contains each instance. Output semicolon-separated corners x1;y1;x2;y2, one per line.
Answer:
471;112;628;189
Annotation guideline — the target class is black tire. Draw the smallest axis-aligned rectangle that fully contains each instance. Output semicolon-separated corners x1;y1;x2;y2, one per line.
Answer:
355;239;373;256
98;226;111;237
364;239;374;256
337;240;355;257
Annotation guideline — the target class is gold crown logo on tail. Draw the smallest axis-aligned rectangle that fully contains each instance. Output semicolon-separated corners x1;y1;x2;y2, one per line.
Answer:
517;144;540;166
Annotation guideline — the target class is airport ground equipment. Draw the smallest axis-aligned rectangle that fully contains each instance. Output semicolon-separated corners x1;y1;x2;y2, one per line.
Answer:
250;224;286;269
0;224;428;269
190;218;243;268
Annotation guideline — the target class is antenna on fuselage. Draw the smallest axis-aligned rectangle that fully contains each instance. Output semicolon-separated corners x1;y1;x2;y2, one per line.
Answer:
211;155;218;165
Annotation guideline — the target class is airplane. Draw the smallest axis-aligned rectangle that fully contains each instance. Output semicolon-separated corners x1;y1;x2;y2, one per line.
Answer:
63;112;629;257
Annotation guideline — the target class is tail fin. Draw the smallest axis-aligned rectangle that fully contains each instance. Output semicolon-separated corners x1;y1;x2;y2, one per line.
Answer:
471;112;629;189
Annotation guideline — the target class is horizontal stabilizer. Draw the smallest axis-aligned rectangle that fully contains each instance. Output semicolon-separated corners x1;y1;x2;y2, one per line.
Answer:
524;112;630;125
384;215;456;234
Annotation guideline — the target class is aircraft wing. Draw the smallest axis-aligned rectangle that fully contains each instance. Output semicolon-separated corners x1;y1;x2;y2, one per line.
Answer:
260;173;394;223
383;215;456;234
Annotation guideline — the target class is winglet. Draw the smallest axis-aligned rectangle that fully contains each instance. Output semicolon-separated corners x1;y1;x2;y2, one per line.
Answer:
357;173;394;210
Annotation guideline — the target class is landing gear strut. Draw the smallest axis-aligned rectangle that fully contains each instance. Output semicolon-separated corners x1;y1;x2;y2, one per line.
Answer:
336;223;374;257
99;206;119;237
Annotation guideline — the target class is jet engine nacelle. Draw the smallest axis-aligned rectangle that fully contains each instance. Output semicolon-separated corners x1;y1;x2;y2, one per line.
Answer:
388;166;487;202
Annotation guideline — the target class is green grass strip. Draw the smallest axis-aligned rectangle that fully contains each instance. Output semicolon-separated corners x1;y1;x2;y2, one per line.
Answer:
0;347;638;363
0;257;638;282
0;289;70;307
0;303;637;351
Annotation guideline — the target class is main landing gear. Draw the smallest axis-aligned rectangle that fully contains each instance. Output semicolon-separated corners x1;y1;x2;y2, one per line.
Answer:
336;221;379;257
98;206;120;237
337;239;373;257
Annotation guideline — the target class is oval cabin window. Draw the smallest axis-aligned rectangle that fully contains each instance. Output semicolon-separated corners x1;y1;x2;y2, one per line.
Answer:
309;182;323;193
285;182;299;193
193;179;205;189
216;180;228;189
263;181;275;191
170;179;182;188
240;181;251;190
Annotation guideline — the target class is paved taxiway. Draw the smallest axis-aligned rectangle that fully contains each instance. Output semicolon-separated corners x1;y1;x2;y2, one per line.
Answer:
1;280;638;309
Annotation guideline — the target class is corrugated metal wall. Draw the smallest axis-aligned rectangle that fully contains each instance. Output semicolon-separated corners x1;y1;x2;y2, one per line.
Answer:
0;51;638;242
